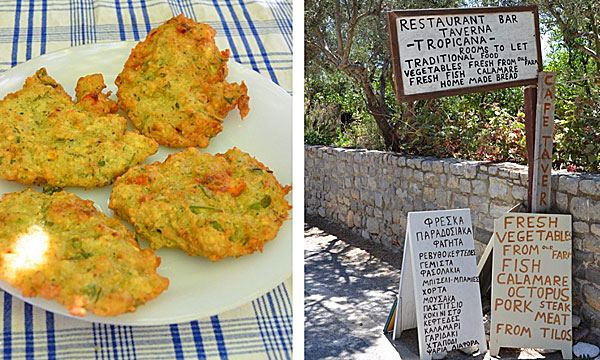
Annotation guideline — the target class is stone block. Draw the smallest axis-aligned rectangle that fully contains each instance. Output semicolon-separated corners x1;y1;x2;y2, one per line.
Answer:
421;160;433;172
447;175;460;190
585;264;600;285
424;172;440;187
488;166;498;176
583;283;600;313
570;197;600;222
407;157;422;169
361;229;370;239
470;195;489;213
435;189;450;207
490;200;512;218
481;216;494;232
520;172;529;186
392;156;403;167
367;177;377;190
472;180;488;195
423;188;435;202
409;183;421;196
459;179;472;193
512;185;527;201
413;170;424;182
366;217;379;234
556;192;569;213
574;250;595;263
558;175;579;195
464;163;479;179
353;213;362;228
396;188;408;199
452;193;468;208
375;193;383;208
489;178;509;201
432;161;444;174
580;178;600;197
573;221;590;234
591;224;600;237
450;163;465;176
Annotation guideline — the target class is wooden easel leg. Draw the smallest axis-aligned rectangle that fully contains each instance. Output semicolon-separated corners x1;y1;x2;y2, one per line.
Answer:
561;347;572;359
489;345;500;357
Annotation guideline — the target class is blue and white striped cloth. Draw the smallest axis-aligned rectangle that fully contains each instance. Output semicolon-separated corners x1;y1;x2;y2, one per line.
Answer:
0;0;292;91
0;1;292;359
1;281;292;359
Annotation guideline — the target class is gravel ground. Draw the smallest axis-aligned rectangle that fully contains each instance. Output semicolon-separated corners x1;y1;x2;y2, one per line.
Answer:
304;214;568;360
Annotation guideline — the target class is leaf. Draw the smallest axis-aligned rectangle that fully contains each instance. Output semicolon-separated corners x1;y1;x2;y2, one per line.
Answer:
211;221;224;232
196;183;213;199
42;185;63;195
248;195;271;210
190;205;222;213
71;238;81;249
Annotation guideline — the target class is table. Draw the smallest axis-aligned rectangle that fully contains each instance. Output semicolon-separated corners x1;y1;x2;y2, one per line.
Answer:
0;1;293;358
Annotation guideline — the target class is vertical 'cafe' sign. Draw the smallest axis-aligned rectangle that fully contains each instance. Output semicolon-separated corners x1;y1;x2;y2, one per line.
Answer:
531;72;556;212
387;6;542;102
490;213;572;358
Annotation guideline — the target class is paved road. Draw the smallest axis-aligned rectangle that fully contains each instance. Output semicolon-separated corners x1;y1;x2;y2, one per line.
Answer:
304;214;567;360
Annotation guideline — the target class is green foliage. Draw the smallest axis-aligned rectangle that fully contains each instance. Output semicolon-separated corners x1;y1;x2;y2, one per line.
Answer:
548;36;600;173
305;0;600;173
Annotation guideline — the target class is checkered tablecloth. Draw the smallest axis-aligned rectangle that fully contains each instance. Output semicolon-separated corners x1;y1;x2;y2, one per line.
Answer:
0;1;293;359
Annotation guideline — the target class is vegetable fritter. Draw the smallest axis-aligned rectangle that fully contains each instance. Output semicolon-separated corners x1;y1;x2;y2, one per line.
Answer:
109;148;291;261
0;189;169;317
0;68;158;189
116;15;250;148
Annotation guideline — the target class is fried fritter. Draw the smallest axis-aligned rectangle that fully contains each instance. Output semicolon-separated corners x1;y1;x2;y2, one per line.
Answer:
116;15;250;148
0;68;158;189
109;148;291;261
0;188;169;317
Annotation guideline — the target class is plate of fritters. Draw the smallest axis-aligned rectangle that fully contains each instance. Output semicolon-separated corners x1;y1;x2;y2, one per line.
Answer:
0;32;291;325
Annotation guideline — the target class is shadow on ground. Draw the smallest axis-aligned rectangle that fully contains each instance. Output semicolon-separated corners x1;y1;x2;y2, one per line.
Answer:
304;214;404;359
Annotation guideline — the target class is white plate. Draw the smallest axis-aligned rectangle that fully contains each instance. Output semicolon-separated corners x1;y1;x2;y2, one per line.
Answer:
0;42;292;325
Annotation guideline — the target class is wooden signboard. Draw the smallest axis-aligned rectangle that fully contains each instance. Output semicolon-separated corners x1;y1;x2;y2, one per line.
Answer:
387;6;542;102
531;72;556;212
490;213;572;358
393;209;487;359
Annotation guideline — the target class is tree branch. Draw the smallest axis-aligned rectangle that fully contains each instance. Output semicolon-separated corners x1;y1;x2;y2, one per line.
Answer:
334;0;344;59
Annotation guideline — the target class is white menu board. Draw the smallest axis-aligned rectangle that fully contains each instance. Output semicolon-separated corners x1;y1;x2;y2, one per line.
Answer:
388;6;541;101
490;213;572;359
393;209;487;360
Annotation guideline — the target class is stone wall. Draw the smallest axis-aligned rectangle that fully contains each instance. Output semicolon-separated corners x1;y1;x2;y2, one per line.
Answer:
305;145;600;342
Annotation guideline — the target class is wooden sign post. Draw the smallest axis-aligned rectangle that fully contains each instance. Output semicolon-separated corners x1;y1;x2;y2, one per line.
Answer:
490;213;572;358
393;209;487;359
531;72;556;212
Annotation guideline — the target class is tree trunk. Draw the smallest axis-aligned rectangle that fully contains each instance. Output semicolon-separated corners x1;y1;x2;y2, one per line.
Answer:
359;75;401;152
